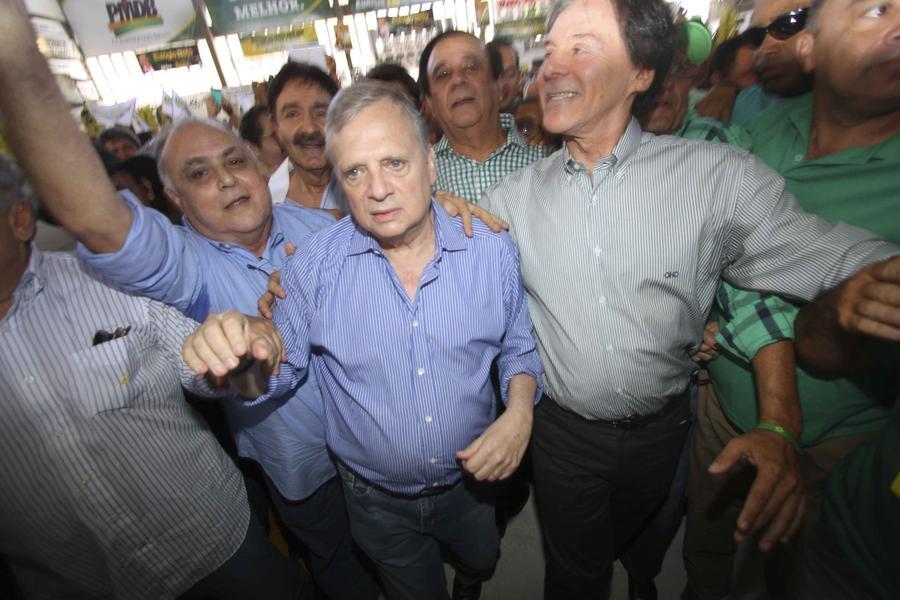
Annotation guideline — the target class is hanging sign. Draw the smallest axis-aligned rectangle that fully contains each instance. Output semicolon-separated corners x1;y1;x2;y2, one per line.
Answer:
205;0;331;36
60;0;198;56
239;24;318;56
136;43;201;71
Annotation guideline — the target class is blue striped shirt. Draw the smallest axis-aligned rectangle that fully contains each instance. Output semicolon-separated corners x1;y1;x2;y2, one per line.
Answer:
267;201;543;495
0;248;248;599
78;192;337;500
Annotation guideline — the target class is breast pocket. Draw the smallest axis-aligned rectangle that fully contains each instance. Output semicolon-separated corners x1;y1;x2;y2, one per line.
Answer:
67;335;145;415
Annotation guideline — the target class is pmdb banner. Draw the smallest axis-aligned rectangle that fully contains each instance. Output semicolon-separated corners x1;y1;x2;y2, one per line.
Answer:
61;0;198;56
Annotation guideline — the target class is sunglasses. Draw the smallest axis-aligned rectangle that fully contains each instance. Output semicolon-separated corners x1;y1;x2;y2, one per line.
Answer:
745;7;809;47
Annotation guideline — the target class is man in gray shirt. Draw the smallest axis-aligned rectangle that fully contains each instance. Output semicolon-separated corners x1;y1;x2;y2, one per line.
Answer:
479;0;900;597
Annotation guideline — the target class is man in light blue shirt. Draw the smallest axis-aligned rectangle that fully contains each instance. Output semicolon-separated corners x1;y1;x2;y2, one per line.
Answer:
183;81;544;600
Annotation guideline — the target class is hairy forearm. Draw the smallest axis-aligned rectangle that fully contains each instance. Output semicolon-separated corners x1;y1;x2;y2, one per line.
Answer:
0;0;131;252
752;340;802;439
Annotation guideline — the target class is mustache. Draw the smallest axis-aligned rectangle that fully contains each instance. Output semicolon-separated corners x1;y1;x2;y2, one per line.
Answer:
292;132;325;146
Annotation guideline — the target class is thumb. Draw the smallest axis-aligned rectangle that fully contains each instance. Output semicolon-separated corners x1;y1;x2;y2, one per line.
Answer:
285;241;297;256
708;439;747;476
457;437;482;461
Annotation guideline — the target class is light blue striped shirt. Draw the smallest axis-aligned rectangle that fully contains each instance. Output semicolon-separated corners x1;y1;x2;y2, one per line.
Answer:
266;201;543;495
0;248;248;599
78;192;337;500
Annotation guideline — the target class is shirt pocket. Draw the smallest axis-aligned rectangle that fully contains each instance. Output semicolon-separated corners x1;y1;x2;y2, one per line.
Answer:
67;335;145;415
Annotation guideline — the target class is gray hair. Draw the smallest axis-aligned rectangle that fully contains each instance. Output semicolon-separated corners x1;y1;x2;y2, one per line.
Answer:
154;117;254;190
0;155;37;213
325;80;429;165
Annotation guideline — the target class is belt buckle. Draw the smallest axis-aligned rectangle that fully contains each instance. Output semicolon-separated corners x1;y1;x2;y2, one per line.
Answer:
612;414;638;429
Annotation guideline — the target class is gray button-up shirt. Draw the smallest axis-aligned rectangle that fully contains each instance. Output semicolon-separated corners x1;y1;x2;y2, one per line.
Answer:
482;119;899;420
0;248;249;599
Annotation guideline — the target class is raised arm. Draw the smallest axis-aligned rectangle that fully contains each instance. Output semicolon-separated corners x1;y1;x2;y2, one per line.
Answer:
0;0;132;253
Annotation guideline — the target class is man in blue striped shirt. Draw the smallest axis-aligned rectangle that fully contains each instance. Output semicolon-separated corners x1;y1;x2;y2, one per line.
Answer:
183;81;544;600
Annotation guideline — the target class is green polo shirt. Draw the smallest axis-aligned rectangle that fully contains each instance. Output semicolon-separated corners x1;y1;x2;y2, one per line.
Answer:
433;113;553;204
709;93;900;445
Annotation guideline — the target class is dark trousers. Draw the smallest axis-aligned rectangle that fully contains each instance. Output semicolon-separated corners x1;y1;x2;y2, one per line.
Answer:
532;394;691;599
181;513;312;600
338;463;499;600
266;476;380;600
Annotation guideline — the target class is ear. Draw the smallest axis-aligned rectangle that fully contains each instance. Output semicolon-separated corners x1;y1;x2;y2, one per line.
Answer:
10;201;35;243
138;176;156;202
794;31;816;73
633;67;655;94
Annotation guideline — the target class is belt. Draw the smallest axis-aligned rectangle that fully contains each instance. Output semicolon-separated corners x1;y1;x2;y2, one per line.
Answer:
336;460;457;500
541;388;688;431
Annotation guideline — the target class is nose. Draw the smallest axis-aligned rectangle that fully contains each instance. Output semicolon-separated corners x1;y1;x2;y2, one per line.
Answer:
366;169;390;201
214;164;236;189
542;51;566;81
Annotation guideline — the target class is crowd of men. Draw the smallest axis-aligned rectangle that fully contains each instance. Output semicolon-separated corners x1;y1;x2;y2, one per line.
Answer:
1;0;898;598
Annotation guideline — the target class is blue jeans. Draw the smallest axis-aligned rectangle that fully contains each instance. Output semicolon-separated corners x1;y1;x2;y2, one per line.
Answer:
338;463;499;600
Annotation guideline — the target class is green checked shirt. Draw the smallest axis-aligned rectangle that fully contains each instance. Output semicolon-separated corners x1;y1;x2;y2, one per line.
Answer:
674;109;750;147
709;93;900;445
433;113;553;204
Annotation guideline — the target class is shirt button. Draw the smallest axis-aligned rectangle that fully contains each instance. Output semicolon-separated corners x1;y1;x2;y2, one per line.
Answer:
417;367;425;376
794;154;803;163
412;320;419;328
593;246;602;257
430;457;437;464
24;375;35;385
424;415;433;423
432;482;440;487
606;344;615;354
616;387;624;394
599;296;606;304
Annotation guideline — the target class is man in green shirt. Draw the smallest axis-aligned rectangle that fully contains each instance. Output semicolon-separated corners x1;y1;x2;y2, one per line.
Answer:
685;0;900;596
418;31;551;204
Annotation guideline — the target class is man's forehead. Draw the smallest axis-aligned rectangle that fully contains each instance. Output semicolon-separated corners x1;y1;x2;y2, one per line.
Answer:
752;0;811;24
429;35;485;68
276;80;333;109
168;124;240;162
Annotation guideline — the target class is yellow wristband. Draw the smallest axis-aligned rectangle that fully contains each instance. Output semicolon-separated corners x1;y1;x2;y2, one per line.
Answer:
756;422;801;450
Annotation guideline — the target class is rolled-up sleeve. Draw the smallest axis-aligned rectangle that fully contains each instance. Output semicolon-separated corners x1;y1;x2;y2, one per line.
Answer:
714;282;797;364
77;191;204;314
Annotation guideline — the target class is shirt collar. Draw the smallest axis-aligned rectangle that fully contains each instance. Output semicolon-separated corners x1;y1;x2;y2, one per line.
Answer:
562;117;642;176
5;245;45;321
182;213;284;260
785;93;900;165
268;157;292;204
346;198;467;258
434;113;525;158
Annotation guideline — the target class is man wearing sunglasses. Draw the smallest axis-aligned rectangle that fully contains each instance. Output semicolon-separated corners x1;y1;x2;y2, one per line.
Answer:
730;0;815;123
697;0;814;124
